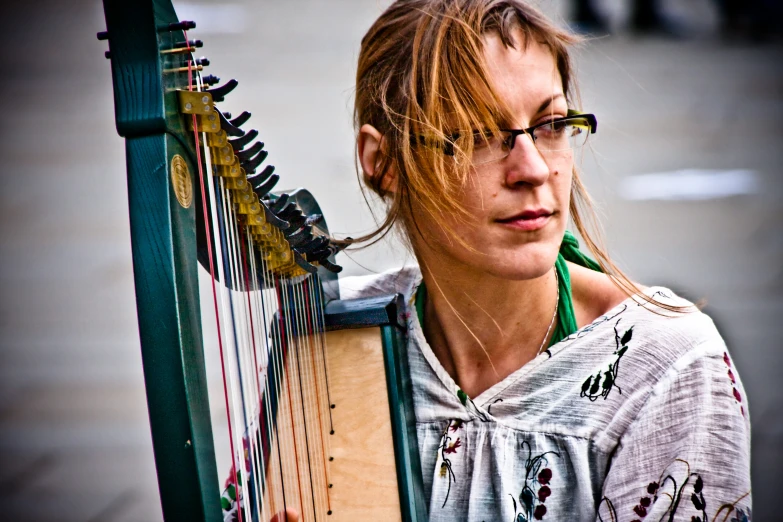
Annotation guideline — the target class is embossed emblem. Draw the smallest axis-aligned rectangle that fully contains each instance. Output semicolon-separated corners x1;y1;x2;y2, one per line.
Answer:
170;154;192;208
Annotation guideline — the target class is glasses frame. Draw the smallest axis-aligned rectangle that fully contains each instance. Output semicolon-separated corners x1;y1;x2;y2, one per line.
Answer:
442;111;598;159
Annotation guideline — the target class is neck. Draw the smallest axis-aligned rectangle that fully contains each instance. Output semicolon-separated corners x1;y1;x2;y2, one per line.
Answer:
417;254;559;399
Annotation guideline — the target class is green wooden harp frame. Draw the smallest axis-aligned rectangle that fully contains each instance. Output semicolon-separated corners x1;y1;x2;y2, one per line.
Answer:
99;1;427;520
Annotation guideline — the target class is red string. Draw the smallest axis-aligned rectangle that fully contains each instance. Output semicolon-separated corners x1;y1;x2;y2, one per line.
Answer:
186;47;243;522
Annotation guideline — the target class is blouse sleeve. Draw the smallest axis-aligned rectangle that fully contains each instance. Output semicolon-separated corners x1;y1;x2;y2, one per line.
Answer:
595;343;752;522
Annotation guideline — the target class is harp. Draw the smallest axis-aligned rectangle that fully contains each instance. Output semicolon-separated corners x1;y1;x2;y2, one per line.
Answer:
98;1;426;520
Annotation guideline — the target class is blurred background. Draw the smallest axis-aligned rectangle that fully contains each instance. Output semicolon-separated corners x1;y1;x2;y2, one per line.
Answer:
0;0;780;520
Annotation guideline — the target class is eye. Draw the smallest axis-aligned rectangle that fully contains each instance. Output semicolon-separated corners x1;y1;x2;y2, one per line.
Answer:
471;131;491;147
536;120;568;137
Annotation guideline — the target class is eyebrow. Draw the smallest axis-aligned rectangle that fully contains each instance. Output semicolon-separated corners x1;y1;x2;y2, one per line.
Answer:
536;93;566;114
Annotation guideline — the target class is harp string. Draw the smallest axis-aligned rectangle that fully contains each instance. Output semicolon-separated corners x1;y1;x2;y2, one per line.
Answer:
303;276;333;515
214;175;255;518
185;57;244;522
277;276;309;517
298;281;323;515
304;277;332;515
226;202;266;521
258;252;287;517
188;63;336;522
244;228;279;518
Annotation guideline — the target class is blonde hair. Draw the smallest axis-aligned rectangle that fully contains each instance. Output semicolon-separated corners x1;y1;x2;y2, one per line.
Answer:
351;0;680;309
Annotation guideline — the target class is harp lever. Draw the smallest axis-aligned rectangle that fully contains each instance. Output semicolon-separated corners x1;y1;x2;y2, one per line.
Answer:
285;215;308;235
241;150;268;173
235;141;264;162
230;129;258;151
247;165;275;185
253;173;279;199
217;110;244;137
260;199;290;230
206;79;238;102
276;204;299;223
293;251;319;274
269;194;290;214
297;236;329;254
287;226;313;247
319;258;343;273
229;111;251;128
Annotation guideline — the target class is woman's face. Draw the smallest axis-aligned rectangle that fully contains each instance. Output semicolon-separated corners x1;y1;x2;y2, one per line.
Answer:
411;35;574;281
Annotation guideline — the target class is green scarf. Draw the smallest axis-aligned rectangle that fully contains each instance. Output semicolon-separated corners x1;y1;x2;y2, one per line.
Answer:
414;230;601;348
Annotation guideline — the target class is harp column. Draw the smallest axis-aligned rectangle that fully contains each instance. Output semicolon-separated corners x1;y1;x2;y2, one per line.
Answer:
102;0;223;519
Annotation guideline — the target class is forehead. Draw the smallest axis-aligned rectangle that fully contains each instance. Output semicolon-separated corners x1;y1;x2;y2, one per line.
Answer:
482;32;564;118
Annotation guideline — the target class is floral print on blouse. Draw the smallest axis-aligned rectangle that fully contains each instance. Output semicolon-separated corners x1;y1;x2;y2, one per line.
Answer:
339;266;752;522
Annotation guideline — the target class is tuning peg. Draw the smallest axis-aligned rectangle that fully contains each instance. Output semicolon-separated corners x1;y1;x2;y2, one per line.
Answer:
253;174;280;199
97;31;109;41
241;149;268;173
229;111;251;128
269;194;289;214
206;79;238;103
195;57;210;66
104;51;111;59
176;39;203;49
167;21;196;31
235;141;264;162
230;129;258;151
216;110;244;137
200;74;220;86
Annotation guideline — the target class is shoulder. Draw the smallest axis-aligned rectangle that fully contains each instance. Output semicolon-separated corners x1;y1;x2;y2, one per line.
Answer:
567;261;632;329
561;286;748;448
567;262;723;356
559;284;733;408
337;264;422;301
577;284;727;369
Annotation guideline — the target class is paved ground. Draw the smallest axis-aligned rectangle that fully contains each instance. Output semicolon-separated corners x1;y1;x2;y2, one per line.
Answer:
0;0;780;520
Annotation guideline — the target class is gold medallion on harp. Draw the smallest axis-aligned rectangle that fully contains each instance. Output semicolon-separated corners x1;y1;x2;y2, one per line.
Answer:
170;154;193;208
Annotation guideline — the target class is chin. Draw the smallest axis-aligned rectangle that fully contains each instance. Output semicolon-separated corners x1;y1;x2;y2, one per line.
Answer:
469;239;561;281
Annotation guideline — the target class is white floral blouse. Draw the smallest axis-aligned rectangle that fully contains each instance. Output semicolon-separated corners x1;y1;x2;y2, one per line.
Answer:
340;266;752;522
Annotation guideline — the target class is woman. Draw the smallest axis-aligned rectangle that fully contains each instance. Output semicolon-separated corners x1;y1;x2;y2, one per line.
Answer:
347;0;751;520
268;1;751;520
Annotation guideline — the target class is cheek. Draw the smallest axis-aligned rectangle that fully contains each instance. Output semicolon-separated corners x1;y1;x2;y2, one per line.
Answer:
551;165;574;202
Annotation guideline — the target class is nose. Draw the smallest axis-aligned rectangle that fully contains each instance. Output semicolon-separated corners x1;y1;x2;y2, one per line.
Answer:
503;132;551;187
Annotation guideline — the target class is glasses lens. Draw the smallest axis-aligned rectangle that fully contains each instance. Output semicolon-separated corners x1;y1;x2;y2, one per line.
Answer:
534;118;591;152
462;131;510;165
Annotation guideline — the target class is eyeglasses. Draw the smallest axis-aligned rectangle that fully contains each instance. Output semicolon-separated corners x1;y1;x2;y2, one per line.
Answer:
440;112;597;166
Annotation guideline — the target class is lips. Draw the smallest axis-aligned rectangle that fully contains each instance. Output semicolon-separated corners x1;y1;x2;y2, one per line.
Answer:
497;208;554;232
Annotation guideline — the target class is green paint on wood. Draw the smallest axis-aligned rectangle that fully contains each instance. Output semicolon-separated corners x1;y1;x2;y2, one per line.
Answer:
102;0;222;519
381;324;429;521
